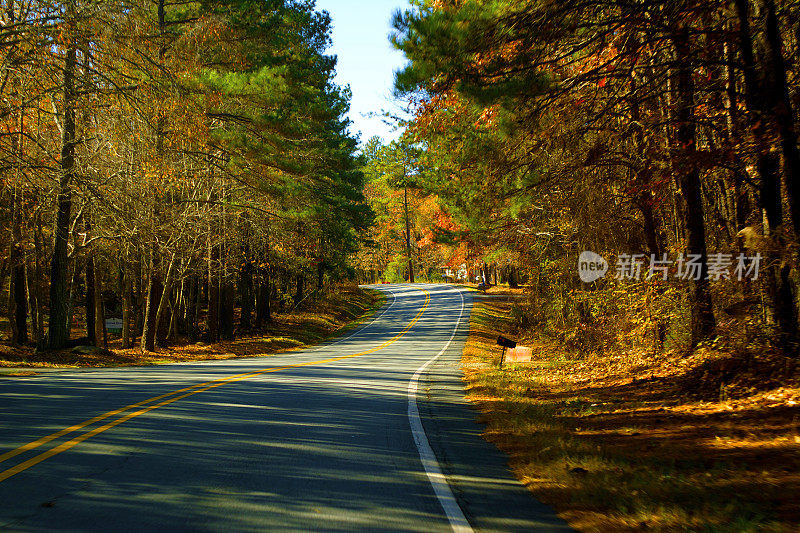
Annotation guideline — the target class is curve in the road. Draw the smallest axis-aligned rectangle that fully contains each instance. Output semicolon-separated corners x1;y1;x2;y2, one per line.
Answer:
0;288;429;484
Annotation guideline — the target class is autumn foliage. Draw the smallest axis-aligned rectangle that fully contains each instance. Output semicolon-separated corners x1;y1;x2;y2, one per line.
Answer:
0;1;367;351
390;0;800;374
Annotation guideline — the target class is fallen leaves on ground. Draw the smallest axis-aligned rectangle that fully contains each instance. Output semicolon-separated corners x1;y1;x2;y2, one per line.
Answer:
0;286;383;371
463;289;800;533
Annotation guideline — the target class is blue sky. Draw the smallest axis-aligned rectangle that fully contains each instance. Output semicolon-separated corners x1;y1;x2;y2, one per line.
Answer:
314;0;412;146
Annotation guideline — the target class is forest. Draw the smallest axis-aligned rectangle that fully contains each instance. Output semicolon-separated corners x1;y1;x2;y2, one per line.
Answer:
0;0;370;353
2;0;800;528
354;0;800;372
3;0;800;375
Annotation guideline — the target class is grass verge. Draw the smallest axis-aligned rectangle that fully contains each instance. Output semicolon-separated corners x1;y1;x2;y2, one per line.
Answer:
0;285;385;371
463;289;799;532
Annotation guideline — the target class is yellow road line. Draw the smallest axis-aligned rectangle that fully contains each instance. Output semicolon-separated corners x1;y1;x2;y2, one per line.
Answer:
0;289;430;483
0;290;401;467
0;384;218;465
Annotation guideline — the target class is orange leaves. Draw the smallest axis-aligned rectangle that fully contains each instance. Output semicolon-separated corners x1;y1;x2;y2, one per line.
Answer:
433;208;459;232
474;104;499;129
409;89;502;140
447;241;468;268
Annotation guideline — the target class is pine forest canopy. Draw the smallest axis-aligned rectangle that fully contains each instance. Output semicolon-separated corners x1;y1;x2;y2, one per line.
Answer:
0;0;369;350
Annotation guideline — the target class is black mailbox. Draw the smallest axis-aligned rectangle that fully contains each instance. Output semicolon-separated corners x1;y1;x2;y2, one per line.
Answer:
497;335;516;349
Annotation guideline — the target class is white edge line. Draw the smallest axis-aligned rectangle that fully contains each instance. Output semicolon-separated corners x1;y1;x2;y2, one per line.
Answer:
408;286;473;533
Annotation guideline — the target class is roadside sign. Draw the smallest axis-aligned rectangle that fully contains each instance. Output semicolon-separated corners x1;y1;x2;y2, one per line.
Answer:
105;318;123;333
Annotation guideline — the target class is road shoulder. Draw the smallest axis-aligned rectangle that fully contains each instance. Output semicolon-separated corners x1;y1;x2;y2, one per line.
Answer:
419;289;571;532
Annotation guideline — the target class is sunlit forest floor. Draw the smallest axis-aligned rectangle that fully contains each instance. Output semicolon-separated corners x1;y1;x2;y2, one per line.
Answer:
0;286;384;373
463;286;800;532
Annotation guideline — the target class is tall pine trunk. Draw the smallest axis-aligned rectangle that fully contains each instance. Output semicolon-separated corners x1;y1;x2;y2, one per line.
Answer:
207;240;220;342
141;0;168;353
9;186;27;344
239;238;253;330
32;209;44;348
404;185;414;283
762;0;800;236
122;264;132;348
153;254;175;348
220;282;235;340
186;274;199;342
256;265;271;327
48;16;77;350
85;246;96;345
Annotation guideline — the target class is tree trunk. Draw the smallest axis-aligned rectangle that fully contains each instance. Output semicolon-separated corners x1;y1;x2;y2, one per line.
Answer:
672;24;716;347
95;261;105;348
141;0;169;351
8;21;27;345
133;258;143;342
85;234;96;345
86;256;97;344
220;282;235;340
33;209;44;348
84;214;104;348
25;257;36;344
208;242;220;342
153;254;175;348
9;186;27;344
48;25;77;350
141;252;163;353
175;276;186;336
167;295;176;341
140;257;154;353
294;273;304;307
735;0;799;349
508;264;519;288
256;266;271;327
404;186;415;283
239;241;253;330
122;267;132;348
762;0;800;236
186;275;199;342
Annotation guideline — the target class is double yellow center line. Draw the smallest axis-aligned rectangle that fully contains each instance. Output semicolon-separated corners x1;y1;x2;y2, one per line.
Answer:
0;289;430;483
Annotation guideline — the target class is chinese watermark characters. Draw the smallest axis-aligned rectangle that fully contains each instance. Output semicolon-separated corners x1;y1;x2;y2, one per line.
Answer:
579;252;761;282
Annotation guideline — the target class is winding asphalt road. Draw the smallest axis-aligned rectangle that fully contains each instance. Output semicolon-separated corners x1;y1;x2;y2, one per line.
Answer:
0;284;569;532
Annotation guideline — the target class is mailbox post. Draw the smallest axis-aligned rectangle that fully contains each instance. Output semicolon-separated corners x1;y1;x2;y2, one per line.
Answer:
496;335;517;368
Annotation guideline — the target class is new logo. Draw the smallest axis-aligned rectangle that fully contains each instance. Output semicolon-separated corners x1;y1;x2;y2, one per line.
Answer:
578;251;608;282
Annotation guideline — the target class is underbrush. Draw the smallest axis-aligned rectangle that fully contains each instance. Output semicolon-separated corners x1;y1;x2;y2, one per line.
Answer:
0;284;385;370
511;270;796;396
463;290;800;532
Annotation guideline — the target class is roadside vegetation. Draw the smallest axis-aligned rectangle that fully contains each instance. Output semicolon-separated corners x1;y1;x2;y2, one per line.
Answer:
0;285;383;372
464;287;799;532
0;1;370;355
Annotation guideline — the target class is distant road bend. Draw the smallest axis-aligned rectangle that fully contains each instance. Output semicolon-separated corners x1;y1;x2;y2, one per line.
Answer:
0;284;569;532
